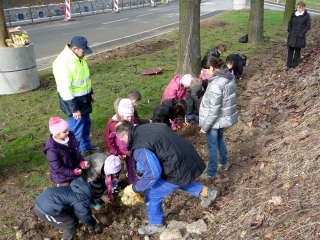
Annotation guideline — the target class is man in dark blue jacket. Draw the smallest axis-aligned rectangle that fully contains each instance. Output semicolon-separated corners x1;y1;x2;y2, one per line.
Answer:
116;121;219;235
34;177;102;240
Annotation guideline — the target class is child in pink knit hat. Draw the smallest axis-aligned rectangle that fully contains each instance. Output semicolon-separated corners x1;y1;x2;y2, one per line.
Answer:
43;117;89;186
103;155;122;201
160;74;193;104
103;98;139;185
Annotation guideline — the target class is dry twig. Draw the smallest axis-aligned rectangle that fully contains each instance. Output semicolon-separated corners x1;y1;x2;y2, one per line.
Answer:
0;189;6;195
260;205;320;238
295;184;302;210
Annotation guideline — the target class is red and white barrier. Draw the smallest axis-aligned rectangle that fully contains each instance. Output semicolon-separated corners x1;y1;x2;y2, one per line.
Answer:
150;0;156;7
65;0;71;20
114;0;119;12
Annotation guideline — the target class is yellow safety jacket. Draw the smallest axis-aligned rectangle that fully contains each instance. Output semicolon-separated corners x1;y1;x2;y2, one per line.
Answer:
53;45;93;116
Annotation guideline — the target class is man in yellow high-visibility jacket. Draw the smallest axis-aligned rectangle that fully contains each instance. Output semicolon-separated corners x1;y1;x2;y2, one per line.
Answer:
53;36;100;155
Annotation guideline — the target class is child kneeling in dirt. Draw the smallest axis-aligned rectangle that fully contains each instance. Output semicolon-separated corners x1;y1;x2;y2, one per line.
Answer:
34;177;102;240
84;153;122;206
226;53;249;80
151;98;187;131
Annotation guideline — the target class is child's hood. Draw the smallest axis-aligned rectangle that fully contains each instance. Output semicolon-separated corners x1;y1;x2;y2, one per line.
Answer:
215;68;234;80
70;177;95;203
43;136;55;154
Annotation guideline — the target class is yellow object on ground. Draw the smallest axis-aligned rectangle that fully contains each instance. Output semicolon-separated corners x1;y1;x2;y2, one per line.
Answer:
120;191;144;206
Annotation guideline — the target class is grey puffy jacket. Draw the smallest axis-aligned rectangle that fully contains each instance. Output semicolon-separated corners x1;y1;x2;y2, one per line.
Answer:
199;68;238;132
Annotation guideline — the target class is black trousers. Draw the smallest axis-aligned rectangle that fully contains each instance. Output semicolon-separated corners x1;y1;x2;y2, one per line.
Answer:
35;206;76;240
287;47;301;68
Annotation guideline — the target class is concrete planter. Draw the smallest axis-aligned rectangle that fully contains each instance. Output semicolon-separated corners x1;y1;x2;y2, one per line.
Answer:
0;43;40;95
234;0;247;10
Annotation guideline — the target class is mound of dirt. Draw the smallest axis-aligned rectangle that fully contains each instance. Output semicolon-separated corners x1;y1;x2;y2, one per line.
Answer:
90;38;177;62
3;16;320;240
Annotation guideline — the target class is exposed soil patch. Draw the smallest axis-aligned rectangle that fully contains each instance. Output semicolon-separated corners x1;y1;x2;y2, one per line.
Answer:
200;19;229;30
2;16;320;240
90;38;177;61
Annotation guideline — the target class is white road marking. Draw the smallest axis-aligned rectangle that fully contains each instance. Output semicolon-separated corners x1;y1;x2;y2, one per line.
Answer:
102;18;129;24
156;7;178;12
38;55;58;61
91;21;178;47
136;13;153;17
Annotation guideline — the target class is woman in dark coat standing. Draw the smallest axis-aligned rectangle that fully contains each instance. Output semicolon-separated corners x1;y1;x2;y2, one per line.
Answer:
286;1;311;69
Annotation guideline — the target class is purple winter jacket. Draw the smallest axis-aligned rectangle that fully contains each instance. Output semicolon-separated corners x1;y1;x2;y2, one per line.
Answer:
43;132;84;184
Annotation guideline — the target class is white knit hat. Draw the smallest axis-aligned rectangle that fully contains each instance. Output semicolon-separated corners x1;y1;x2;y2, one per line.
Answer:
104;155;121;175
117;99;134;116
180;74;193;88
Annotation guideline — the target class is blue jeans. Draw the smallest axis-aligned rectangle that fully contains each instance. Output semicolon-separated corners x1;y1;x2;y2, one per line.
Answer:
68;114;92;152
145;178;204;224
186;115;199;123
205;128;228;177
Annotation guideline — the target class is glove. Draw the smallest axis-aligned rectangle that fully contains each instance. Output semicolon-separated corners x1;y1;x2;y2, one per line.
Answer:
121;192;144;206
93;224;102;234
90;202;102;211
73;168;82;175
124;184;138;198
171;125;177;131
79;161;89;169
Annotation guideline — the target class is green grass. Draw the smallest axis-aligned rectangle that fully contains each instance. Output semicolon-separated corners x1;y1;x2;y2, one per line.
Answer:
0;10;286;184
268;0;320;11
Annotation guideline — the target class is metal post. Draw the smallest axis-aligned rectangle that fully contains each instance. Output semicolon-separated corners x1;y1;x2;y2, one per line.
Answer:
46;4;52;22
29;7;34;25
4;0;9;9
90;0;94;15
7;10;11;27
78;2;82;17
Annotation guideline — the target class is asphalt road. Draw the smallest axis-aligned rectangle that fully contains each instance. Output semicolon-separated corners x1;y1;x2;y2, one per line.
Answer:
22;0;233;71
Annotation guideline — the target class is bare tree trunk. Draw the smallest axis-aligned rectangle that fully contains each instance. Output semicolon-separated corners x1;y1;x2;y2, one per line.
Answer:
176;0;201;77
248;0;264;45
0;0;9;47
283;0;296;27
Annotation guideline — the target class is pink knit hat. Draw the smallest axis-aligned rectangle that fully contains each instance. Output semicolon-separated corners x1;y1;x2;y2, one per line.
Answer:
180;74;193;88
49;117;69;135
117;99;134;116
104;155;121;175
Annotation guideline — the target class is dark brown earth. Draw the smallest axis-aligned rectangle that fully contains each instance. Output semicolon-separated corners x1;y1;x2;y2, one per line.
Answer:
2;16;320;240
